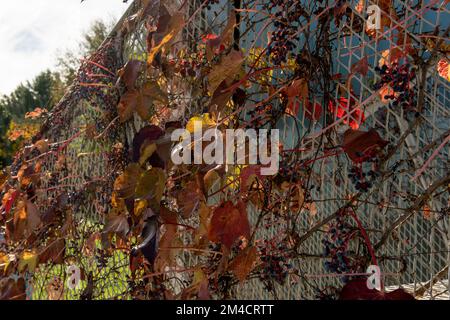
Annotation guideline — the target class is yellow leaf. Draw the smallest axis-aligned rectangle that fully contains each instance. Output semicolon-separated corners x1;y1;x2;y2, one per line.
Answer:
134;199;148;218
18;250;38;272
147;13;185;65
139;143;157;165
186;114;217;134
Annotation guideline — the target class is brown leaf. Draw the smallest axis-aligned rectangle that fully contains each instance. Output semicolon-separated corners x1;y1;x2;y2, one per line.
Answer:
39;238;65;264
0;277;26;300
117;89;139;123
154;222;179;273
118;60;143;90
148;12;185;65
113;163;143;199
208;50;244;94
285;78;309;116
351;56;369;76
46;277;64;300
103;210;130;240
194;203;212;246
34;139;49;154
176;181;204;219
229;246;258;282
343;129;388;163
208;201;250;249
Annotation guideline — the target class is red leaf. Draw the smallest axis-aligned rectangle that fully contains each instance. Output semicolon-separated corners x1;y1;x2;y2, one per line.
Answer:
2;189;19;215
328;96;365;130
304;101;322;121
339;279;415;300
343;129;388;163
118;60;143;90
208;201;250;249
351;56;369;76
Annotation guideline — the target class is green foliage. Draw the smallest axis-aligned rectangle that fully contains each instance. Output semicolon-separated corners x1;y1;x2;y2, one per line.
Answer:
0;19;113;169
57;20;114;84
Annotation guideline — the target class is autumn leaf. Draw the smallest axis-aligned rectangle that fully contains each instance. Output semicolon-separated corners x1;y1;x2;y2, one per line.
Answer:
186;114;217;134
208;50;244;94
239;165;264;194
285;78;309;116
117;89;139;123
113;163;143;199
194;203;212;246
2;188;19;216
176;181;204;219
229;246;258;282
0;278;26;300
39;238;66;264
25;107;48;119
343;129;388;163
351;56;369;76
148;12;185;65
103;210;130;240
18;250;38;272
328;95;365;130
34;139;49;154
132;125;164;161
118;60;143;90
135;167;166;205
437;59;450;82
339;279;414;300
154;221;180;273
208;201;250;249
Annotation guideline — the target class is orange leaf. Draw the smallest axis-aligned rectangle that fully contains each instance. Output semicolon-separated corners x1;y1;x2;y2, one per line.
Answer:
208;201;250;249
229;246;258;282
437;59;450;82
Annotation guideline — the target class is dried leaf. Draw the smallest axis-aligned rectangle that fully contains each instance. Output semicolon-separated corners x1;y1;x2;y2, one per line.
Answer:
437;59;450;82
208;201;250;249
135;167;166;207
113;163;143;199
351;56;369;76
39;238;66;264
343;129;388;163
208;50;244;94
118;60;143;90
34;139;49;154
148;13;185;65
229;246;258;282
117;89;139;123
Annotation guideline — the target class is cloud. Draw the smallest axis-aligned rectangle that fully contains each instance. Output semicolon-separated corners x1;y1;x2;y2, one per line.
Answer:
0;0;128;95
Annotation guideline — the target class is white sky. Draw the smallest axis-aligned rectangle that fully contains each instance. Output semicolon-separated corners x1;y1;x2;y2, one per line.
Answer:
0;0;129;95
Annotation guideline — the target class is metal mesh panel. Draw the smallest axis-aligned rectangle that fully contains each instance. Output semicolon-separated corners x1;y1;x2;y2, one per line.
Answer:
22;0;449;299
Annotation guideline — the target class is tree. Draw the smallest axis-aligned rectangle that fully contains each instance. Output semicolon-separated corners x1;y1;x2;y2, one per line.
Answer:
0;19;113;169
57;20;114;84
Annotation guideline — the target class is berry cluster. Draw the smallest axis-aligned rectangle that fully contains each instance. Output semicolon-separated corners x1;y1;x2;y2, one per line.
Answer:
347;155;380;192
373;63;416;111
258;240;293;286
266;1;304;64
175;59;199;78
322;209;357;283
